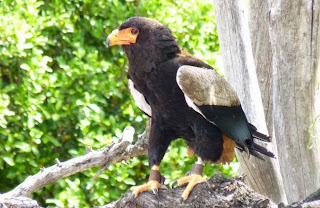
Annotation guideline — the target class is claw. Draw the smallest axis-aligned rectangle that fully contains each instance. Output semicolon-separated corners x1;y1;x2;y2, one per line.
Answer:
130;180;165;199
153;188;159;196
172;181;178;189
131;192;135;200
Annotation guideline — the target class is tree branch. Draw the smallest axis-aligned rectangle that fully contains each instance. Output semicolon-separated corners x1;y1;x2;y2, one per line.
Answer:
0;124;150;206
100;172;320;208
1;121;320;208
101;173;277;208
0;196;39;208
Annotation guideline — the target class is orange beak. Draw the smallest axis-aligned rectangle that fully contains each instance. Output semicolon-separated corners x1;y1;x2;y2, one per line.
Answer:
106;28;139;47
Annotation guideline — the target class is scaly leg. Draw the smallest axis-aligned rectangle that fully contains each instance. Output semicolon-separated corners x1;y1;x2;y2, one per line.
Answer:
130;165;167;198
174;158;207;200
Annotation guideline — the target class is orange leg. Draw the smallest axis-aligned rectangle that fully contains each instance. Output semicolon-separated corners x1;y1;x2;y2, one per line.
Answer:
176;173;207;200
174;159;207;200
130;165;167;198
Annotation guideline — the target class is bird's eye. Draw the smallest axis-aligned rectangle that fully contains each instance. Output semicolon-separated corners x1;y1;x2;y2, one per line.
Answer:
131;28;139;35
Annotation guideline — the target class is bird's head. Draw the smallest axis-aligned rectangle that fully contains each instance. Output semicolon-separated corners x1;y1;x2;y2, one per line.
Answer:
107;17;180;63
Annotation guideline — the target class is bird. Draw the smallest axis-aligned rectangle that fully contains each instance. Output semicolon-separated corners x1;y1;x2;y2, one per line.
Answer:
106;17;274;201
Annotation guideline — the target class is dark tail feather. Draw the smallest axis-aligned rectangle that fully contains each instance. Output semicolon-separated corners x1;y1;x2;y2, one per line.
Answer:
252;143;275;159
248;124;275;158
236;141;275;160
252;131;271;142
249;123;271;142
236;142;265;160
249;149;265;160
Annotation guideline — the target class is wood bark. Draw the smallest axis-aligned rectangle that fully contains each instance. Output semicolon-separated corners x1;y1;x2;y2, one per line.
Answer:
102;173;320;208
212;0;287;204
213;0;320;204
102;173;278;208
249;0;275;139
268;0;320;203
0;196;39;208
3;173;320;208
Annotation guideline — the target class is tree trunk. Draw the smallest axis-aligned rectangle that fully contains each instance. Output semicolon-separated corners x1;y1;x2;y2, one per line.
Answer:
213;0;320;204
268;0;320;203
212;0;287;204
248;0;274;138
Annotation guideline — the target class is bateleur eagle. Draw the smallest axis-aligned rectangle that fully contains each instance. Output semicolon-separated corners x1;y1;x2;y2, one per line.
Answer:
107;17;274;201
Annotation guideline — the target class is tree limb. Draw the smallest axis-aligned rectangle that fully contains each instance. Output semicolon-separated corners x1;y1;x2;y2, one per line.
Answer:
101;173;278;208
0;125;150;206
100;172;320;208
0;196;39;208
1;121;320;208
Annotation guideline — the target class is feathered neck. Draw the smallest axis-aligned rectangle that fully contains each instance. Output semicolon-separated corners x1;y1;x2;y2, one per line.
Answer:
123;28;180;80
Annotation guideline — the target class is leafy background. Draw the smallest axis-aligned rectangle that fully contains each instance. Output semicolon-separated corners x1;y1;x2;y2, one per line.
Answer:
0;0;238;207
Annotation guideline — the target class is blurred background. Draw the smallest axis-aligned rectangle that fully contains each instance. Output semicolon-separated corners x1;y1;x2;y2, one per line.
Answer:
0;0;238;207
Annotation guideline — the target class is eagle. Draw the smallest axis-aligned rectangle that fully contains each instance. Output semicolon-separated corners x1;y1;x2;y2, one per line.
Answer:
107;17;274;200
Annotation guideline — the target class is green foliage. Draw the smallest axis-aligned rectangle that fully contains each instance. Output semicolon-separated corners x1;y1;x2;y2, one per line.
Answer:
0;0;235;206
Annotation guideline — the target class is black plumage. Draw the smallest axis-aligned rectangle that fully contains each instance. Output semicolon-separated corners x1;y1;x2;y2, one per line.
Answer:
107;17;274;200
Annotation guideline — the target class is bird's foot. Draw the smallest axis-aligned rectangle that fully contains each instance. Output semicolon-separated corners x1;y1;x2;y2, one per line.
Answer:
130;169;166;198
173;164;207;200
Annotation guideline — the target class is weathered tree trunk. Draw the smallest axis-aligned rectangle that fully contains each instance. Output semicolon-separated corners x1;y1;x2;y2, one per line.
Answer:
268;0;320;203
213;0;320;204
212;0;287;204
248;0;274;138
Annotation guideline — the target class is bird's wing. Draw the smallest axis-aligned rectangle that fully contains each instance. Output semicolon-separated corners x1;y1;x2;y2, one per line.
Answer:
176;65;274;159
128;79;152;117
176;65;251;144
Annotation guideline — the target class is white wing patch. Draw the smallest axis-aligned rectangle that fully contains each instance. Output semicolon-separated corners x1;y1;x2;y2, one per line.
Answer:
128;79;152;117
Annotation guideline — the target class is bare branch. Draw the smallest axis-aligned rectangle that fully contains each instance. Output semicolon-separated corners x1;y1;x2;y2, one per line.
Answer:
1;120;319;208
0;196;40;208
0;125;149;199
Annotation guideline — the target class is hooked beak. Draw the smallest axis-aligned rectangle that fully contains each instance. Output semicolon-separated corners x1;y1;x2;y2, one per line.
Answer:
106;28;138;47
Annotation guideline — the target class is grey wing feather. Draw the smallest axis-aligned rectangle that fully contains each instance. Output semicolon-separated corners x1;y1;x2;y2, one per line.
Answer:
176;65;240;108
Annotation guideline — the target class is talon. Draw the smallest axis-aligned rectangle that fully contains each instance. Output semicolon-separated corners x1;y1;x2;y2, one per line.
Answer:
172;181;178;189
130;180;165;199
153;188;158;196
131;192;136;199
160;184;168;189
152;189;159;195
130;185;140;198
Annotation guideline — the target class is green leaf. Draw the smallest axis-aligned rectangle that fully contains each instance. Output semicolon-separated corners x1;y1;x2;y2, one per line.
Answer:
4;156;15;166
